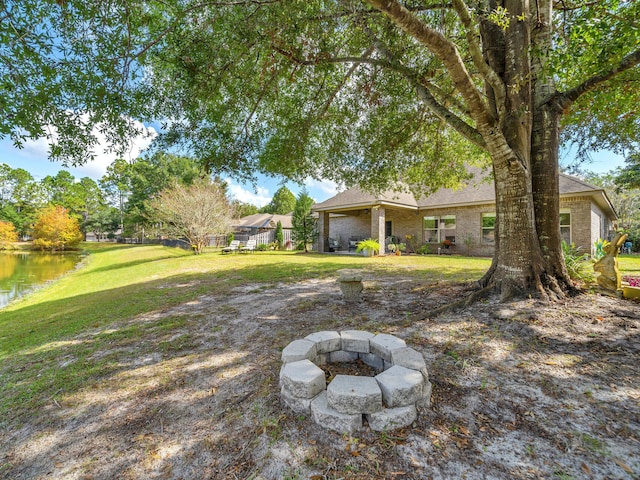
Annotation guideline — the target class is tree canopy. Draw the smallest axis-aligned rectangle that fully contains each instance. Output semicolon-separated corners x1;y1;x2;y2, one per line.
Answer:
260;186;296;215
2;0;639;298
147;178;233;254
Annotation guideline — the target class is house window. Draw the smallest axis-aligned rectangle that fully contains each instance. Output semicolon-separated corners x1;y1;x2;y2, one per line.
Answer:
560;210;571;243
423;215;456;243
481;213;496;245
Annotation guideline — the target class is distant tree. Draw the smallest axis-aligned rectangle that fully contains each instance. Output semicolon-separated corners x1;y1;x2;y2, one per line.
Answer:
231;200;259;218
615;153;640;191
0;164;41;236
32;205;83;251
0;220;18;248
100;158;131;234
85;206;121;242
291;189;316;253
146;178;233;254
261;187;296;215
274;220;284;250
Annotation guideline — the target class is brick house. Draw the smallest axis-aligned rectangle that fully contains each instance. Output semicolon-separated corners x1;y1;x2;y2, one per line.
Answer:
312;170;617;256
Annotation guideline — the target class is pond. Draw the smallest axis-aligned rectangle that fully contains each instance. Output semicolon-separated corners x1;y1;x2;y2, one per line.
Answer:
0;251;83;309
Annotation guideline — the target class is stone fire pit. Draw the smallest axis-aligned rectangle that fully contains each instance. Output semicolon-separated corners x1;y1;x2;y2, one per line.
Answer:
279;331;432;434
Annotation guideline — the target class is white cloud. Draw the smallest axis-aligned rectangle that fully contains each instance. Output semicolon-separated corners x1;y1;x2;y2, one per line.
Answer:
304;178;339;199
224;178;272;207
17;118;157;180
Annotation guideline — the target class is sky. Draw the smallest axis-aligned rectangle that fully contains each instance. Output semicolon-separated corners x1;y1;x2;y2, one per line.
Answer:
0;131;339;207
0;132;627;207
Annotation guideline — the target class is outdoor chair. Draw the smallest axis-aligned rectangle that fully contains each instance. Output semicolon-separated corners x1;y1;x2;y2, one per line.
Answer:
240;239;256;253
222;240;240;254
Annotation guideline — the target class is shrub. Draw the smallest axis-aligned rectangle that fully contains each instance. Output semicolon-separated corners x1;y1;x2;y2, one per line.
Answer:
32;205;83;251
562;240;594;284
417;243;431;255
256;243;269;251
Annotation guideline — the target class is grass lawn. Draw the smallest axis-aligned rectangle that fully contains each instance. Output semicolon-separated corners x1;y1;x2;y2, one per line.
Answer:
0;244;490;419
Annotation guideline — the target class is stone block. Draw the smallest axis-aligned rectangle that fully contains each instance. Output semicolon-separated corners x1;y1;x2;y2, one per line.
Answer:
359;353;384;371
281;339;316;363
326;375;383;414
310;392;362;435
416;380;433;409
375;365;424;408
305;331;341;354
370;334;406;362
390;347;427;372
280;360;326;399
329;350;359;363
366;405;417;431
280;386;316;415
341;330;374;353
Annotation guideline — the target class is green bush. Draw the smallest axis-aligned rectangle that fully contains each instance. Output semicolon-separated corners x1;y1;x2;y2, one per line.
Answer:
417;243;431;255
256;243;269;251
563;240;594;284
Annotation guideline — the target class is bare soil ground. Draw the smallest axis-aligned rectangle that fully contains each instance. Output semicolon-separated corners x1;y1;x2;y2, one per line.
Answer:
1;274;639;479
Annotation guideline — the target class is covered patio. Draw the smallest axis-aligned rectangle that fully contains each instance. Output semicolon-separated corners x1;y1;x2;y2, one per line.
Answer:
312;187;420;255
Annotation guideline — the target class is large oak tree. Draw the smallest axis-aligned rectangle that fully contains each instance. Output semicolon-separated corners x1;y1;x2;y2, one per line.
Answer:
1;1;639;299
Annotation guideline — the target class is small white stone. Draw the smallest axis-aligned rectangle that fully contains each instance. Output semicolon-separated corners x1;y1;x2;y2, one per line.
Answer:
341;330;374;353
281;339;317;363
370;334;406;362
305;331;341;354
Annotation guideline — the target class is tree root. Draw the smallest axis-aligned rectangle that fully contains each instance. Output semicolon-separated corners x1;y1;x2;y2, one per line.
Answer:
411;283;496;322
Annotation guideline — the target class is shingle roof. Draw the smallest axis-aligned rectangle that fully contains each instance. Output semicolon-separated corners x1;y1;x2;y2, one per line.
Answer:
312;185;417;211
312;169;616;219
233;213;293;229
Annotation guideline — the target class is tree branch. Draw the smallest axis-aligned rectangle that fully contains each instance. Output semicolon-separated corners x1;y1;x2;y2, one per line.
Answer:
451;0;506;122
365;0;495;131
555;48;640;110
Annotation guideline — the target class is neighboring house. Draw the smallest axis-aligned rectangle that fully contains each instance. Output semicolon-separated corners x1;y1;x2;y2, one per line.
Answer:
230;213;293;246
312;170;617;257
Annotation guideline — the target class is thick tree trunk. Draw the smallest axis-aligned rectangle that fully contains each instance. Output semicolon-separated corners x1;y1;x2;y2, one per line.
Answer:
531;104;575;293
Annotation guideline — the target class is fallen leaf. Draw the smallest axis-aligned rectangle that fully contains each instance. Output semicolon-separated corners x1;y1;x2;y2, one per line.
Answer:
581;462;591;474
613;458;633;474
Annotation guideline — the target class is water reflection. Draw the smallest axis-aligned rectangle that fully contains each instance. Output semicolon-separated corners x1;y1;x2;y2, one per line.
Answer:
0;252;82;308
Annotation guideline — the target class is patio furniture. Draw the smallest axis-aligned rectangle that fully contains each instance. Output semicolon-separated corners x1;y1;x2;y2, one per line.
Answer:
240;239;256;253
348;237;362;252
222;240;240;254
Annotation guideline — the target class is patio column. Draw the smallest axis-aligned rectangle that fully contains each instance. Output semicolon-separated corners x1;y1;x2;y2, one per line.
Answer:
317;211;330;252
371;206;386;254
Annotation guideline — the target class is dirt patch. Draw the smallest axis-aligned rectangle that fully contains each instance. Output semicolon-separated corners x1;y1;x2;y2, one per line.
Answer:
1;275;639;479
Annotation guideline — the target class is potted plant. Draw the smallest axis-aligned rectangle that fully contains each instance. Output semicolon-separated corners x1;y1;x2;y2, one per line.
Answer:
356;239;380;257
622;275;640;300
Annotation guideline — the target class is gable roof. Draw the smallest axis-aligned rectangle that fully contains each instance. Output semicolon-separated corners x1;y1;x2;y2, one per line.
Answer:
233;213;293;229
312;170;617;219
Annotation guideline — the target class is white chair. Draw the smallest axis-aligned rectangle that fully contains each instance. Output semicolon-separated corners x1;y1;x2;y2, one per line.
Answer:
222;240;240;254
240;239;257;253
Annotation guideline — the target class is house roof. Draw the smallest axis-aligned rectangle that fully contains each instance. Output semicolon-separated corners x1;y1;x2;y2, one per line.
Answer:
312;186;417;212
312;170;617;219
233;213;293;229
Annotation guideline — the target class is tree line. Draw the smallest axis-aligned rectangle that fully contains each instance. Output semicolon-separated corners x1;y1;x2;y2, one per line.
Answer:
0;152;318;253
